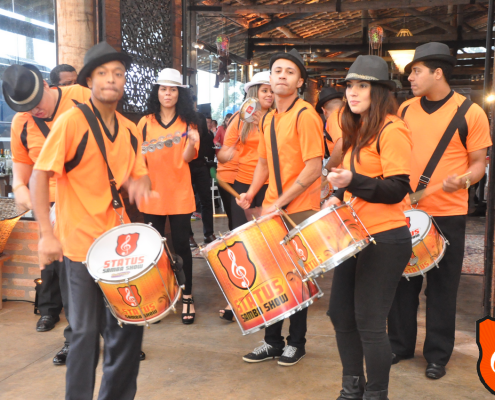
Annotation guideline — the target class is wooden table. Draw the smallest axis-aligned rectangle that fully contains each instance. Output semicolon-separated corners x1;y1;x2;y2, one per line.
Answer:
0;254;13;309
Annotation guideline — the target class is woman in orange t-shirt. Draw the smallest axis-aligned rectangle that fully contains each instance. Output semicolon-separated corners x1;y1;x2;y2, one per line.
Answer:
138;68;200;325
216;71;274;321
323;56;412;399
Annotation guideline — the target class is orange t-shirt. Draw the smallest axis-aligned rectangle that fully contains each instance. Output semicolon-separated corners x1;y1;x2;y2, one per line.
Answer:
341;115;412;235
223;112;267;184
325;110;343;157
10;85;91;201
399;92;491;216
216;155;239;184
136;114;199;215
258;97;324;214
34;101;148;262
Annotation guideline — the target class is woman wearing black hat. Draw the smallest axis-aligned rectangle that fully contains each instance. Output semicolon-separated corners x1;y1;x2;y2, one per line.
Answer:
324;55;412;400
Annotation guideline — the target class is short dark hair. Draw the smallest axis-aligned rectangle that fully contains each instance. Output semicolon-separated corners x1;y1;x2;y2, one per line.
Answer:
212;120;218;126
422;60;454;84
50;64;76;86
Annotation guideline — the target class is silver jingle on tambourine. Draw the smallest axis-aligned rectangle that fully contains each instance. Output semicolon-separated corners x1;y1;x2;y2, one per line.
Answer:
164;140;173;148
240;97;261;123
148;143;156;152
150;139;157;144
173;136;181;144
141;146;148;154
156;141;165;150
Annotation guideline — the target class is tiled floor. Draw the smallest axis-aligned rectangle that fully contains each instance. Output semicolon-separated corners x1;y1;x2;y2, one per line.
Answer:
0;215;491;399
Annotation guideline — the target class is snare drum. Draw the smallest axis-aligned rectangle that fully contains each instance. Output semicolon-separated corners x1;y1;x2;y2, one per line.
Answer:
283;203;372;281
200;210;323;335
85;223;181;326
403;209;447;279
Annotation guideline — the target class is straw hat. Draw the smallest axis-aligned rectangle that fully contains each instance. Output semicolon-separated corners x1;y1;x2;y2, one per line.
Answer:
244;71;271;93
155;68;189;88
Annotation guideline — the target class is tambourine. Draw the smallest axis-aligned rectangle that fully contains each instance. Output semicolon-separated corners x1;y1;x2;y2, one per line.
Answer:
240;97;260;123
142;132;186;154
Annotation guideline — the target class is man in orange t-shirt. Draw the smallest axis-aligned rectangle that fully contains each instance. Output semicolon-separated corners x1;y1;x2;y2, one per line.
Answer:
30;42;154;400
237;49;323;366
387;43;491;380
2;63;91;364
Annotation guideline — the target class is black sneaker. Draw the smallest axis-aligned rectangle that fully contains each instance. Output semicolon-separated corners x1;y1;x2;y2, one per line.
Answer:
277;345;305;366
242;341;283;363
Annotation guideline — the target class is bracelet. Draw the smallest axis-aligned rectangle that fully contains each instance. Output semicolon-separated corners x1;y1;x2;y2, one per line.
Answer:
12;183;26;193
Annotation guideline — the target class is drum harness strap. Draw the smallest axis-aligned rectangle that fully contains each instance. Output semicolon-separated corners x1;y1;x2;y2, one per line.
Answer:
33;99;81;139
76;103;125;223
406;98;472;204
269;97;306;210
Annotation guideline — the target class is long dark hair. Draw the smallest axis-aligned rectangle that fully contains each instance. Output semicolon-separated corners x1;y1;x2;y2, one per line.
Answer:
145;85;199;127
341;83;398;163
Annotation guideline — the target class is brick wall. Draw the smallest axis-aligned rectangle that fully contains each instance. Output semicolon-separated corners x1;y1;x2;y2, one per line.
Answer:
2;220;40;301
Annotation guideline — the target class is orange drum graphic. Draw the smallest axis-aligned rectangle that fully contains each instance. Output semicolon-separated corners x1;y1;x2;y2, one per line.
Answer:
403;209;447;279
283;203;372;281
85;223;181;326
200;211;323;335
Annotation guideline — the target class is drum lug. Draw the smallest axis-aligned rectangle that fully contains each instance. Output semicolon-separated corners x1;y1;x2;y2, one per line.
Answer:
180;284;186;290
148;222;153;226
172;306;177;314
118;321;123;328
405;275;410;281
82;261;87;266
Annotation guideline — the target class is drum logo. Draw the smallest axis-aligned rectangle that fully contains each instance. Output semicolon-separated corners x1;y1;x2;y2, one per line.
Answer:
116;233;139;257
290;236;308;262
218;241;256;290
476;316;495;394
117;285;142;307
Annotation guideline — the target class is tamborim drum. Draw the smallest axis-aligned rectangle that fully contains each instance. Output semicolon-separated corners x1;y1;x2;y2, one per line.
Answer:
283;203;372;281
85;223;181;326
239;97;260;123
403;209;447;279
201;210;323;335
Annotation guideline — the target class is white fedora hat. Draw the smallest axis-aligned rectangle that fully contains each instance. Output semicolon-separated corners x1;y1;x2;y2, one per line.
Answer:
155;68;189;87
244;71;271;93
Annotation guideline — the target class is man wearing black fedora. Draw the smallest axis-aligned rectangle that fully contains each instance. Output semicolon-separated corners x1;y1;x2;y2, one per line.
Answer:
388;42;491;379
3;63;91;365
30;41;155;400
316;87;344;174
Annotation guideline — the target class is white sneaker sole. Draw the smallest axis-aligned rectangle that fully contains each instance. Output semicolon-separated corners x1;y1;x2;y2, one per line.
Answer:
277;354;306;366
242;355;281;363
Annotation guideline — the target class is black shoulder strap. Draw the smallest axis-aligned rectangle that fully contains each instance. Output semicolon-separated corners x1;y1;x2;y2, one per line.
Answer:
414;99;473;195
376;121;393;155
400;105;410;119
142;122;147;142
261;112;269;135
76;103;124;210
323;127;333;143
32;117;50;138
296;107;307;131
270;115;284;198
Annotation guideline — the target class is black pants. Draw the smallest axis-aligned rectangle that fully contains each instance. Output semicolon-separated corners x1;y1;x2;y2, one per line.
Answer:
264;210;315;350
190;164;214;237
231;181;268;229
388;215;466;366
143;213;193;295
39;260;71;345
64;257;143;400
328;227;411;392
217;185;233;231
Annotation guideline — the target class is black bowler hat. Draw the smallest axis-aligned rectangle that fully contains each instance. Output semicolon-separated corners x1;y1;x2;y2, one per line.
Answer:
315;87;344;114
77;41;132;87
404;42;457;74
269;48;307;81
342;55;395;91
2;64;44;112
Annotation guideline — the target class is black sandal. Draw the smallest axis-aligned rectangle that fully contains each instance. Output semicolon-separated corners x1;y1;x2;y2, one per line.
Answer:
219;309;234;322
182;297;195;325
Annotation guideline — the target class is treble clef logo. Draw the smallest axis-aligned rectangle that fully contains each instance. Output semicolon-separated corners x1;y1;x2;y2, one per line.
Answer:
227;247;250;288
125;287;137;306
121;235;132;256
292;239;307;261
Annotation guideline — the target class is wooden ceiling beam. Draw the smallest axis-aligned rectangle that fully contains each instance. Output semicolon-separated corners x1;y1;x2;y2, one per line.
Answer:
402;7;457;33
276;26;302;38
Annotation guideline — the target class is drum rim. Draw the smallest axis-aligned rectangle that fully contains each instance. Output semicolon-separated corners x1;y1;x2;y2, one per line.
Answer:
404;208;433;247
286;204;347;239
403;233;447;278
85;222;164;283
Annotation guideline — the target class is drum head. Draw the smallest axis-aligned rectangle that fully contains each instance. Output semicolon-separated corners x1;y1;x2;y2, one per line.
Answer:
240;98;260;123
86;223;163;282
404;209;431;247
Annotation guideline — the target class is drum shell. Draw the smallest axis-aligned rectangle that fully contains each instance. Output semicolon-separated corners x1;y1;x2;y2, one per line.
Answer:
403;210;446;278
202;212;321;335
285;205;370;280
96;253;180;324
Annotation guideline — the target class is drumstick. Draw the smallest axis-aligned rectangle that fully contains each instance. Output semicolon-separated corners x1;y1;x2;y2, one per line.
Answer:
410;171;472;204
277;207;298;229
217;178;241;200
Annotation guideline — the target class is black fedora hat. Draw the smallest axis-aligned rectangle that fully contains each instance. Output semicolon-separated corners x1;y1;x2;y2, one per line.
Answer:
341;55;395;91
77;41;132;87
316;87;344;114
404;42;456;74
2;64;44;112
269;48;307;81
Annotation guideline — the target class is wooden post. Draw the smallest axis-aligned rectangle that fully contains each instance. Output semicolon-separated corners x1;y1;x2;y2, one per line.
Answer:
171;0;183;71
56;0;95;72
